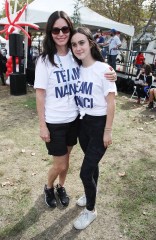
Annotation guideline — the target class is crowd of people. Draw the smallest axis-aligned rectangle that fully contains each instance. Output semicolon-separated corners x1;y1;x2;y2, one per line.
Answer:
135;64;153;104
132;54;156;110
94;28;122;71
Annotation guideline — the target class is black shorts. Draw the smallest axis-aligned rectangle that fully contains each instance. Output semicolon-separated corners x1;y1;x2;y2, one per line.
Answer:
45;117;79;156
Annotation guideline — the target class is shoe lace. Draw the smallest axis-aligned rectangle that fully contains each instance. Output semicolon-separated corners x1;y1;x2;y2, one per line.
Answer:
56;185;67;199
79;210;89;220
46;188;55;198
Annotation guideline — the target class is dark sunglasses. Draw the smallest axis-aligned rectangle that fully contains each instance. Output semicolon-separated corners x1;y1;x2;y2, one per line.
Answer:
51;26;70;35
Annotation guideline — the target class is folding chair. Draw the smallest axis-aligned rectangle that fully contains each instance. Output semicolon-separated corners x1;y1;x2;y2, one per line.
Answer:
131;77;144;100
131;82;153;103
131;85;138;100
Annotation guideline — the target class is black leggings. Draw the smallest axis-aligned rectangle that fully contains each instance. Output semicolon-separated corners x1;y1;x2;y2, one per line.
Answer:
136;85;149;98
78;114;107;211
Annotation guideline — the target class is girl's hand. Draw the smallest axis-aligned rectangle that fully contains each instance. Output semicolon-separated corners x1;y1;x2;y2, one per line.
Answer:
40;125;51;142
103;131;112;148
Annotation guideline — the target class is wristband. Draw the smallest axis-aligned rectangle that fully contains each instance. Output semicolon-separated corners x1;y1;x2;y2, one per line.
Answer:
105;128;112;131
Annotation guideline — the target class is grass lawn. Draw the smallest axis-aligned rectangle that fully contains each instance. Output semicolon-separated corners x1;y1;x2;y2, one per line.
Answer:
0;85;156;240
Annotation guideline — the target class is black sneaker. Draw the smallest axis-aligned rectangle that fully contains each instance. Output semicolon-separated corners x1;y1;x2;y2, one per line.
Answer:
44;185;57;208
56;184;69;207
147;102;153;109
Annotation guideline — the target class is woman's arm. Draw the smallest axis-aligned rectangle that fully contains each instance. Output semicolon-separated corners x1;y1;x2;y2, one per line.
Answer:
103;92;116;148
36;88;50;142
104;69;117;82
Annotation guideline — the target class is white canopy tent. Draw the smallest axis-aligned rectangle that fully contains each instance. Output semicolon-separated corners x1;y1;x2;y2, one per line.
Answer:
0;35;6;43
0;0;134;37
0;0;134;74
26;0;135;36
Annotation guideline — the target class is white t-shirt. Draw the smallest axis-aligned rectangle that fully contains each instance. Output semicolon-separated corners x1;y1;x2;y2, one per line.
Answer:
75;61;117;118
108;35;121;55
34;51;79;123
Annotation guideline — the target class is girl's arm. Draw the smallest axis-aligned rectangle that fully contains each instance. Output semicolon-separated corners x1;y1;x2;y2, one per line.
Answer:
103;92;116;148
36;88;50;142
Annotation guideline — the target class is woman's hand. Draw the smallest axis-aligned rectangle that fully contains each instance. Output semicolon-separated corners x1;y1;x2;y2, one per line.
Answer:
104;68;117;82
103;130;112;148
40;125;51;142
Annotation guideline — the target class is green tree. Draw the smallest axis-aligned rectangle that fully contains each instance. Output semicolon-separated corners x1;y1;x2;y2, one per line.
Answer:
81;0;156;40
71;0;82;27
13;0;33;11
0;0;34;17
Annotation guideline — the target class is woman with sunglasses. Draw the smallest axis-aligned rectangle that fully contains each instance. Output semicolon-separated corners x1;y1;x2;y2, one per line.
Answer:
34;11;117;209
70;27;116;229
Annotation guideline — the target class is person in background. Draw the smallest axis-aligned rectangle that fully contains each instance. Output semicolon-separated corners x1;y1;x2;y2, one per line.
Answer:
0;50;6;85
95;29;108;60
32;46;39;61
147;87;156;109
102;29;121;70
134;52;145;76
152;59;156;80
96;29;105;45
28;32;32;60
71;27;116;230
34;11;117;209
136;64;153;104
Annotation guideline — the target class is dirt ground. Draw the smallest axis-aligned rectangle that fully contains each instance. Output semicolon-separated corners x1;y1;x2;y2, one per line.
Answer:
0;85;156;240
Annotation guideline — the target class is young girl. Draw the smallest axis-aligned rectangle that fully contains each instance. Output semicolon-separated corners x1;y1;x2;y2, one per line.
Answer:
71;27;117;229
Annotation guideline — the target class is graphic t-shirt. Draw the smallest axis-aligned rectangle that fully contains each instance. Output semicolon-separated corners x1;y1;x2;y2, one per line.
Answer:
34;51;79;123
75;61;117;118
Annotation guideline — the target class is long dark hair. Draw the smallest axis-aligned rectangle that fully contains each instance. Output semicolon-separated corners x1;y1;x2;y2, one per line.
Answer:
41;11;73;66
145;64;152;76
70;27;104;66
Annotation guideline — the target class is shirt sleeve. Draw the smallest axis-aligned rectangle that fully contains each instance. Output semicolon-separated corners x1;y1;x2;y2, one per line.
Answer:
100;64;117;97
115;36;121;46
34;56;49;89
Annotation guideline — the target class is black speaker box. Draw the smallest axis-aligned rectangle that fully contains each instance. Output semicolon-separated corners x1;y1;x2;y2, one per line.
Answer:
9;34;23;57
10;73;27;96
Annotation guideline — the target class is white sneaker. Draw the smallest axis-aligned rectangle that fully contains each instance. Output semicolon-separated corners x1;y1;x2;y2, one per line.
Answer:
73;208;97;230
76;195;86;207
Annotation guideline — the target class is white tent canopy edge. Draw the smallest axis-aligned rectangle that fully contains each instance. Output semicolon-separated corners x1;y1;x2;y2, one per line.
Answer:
0;0;135;37
0;35;7;43
26;0;135;36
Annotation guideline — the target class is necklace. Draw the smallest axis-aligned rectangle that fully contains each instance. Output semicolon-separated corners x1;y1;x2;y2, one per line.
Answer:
56;53;71;96
56;54;64;71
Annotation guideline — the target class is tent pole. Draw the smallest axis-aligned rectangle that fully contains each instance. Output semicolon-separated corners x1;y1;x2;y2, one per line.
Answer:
125;36;133;74
13;0;18;14
24;0;29;74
